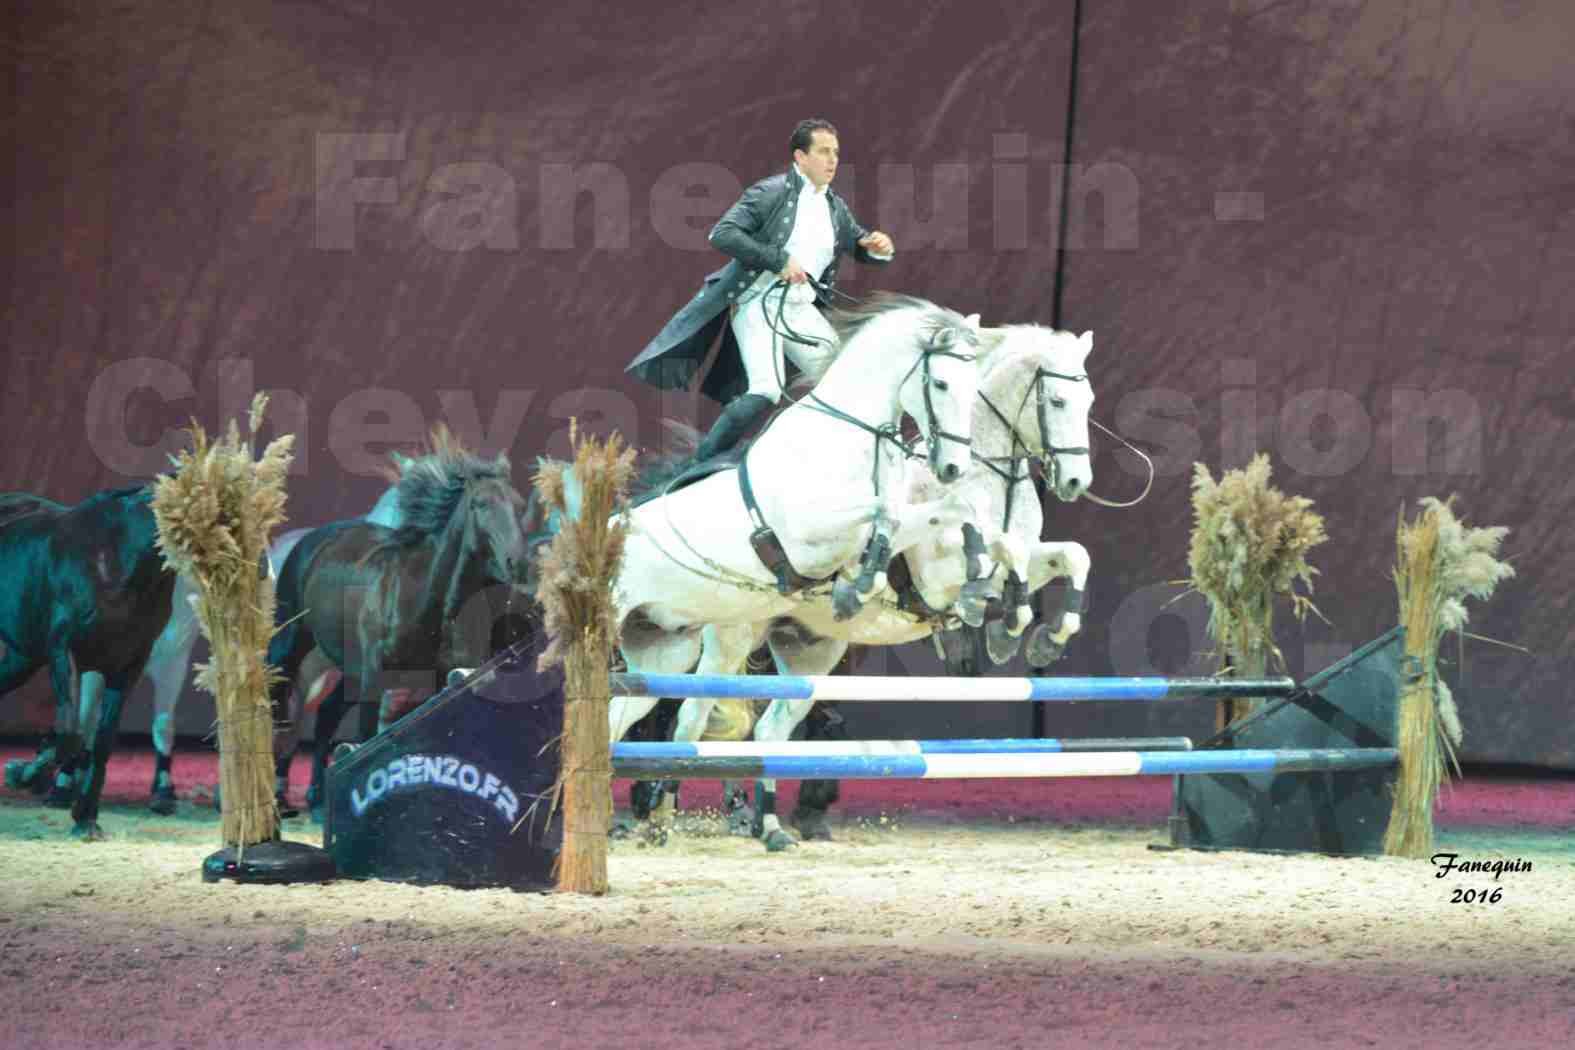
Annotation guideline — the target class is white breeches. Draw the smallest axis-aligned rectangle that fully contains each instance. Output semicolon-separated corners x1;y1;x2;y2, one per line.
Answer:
731;288;840;402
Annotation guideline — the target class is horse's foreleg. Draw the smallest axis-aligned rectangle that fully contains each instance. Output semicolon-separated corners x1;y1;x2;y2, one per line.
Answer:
50;671;105;805
987;532;1033;636
1022;540;1091;667
750;697;818;852
69;677;129;841
144;592;199;813
658;623;759;837
670;624;756;743
39;651;95;808
887;489;979;559
273;687;303;816
309;680;350;824
37;645;83;802
0;649;59;795
831;513;897;621
610;621;702;744
608;696;660;744
753;620;849;850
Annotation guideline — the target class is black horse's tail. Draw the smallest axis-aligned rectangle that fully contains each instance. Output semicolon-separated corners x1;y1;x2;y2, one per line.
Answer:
627;418;756;508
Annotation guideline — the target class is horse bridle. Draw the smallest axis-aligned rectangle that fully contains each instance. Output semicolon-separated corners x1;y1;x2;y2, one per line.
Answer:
978;365;1090;493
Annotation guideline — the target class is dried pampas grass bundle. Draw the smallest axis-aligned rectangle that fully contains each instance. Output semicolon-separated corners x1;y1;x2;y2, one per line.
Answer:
1384;496;1514;858
534;423;636;895
152;393;293;852
1186;454;1327;728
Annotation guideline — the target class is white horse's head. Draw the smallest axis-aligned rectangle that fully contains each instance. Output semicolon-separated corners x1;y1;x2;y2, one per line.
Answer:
898;317;984;485
974;325;1095;502
827;293;985;486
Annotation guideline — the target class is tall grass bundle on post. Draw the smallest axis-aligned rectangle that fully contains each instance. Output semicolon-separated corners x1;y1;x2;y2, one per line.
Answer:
1384;496;1513;858
151;394;293;852
534;425;636;895
1186;454;1327;730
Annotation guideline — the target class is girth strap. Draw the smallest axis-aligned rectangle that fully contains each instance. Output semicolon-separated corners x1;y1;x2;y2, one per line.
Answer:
738;450;832;595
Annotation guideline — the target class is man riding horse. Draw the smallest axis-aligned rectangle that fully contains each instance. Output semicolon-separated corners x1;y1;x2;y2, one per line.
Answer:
626;118;896;459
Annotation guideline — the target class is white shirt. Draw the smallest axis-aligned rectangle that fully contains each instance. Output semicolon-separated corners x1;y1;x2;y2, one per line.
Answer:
782;164;837;293
745;164;887;305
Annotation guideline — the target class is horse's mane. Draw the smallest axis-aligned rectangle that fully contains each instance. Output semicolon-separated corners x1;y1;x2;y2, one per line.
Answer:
824;291;975;349
382;426;516;543
354;427;521;629
981;324;1082;380
0;492;66;514
628;420;731;507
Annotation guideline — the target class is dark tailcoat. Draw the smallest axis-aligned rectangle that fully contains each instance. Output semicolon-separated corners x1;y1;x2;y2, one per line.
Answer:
626;165;890;403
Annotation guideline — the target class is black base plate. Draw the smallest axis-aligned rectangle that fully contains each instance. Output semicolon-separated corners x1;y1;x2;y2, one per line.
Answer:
201;839;338;884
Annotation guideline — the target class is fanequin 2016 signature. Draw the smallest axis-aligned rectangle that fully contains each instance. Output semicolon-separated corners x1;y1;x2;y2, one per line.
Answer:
1431;852;1531;904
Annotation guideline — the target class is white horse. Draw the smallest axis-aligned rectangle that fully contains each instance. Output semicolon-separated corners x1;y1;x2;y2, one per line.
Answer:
654;324;1100;848
139;483;406;813
601;293;992;746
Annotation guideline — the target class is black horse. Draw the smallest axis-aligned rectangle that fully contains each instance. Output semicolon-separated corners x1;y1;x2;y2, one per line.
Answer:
266;437;534;817
0;486;176;838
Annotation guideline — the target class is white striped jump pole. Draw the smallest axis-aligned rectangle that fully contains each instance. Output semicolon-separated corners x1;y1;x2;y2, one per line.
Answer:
609;746;1399;781
607;672;1296;703
614;736;1193;758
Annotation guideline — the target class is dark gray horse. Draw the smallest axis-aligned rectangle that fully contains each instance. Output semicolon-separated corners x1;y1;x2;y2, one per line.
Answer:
265;436;534;817
0;486;176;838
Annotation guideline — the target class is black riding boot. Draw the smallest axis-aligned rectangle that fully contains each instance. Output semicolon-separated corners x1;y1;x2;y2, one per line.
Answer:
694;394;775;461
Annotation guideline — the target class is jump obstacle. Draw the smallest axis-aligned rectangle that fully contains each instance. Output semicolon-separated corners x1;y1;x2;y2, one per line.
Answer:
610;742;1397;781
321;625;1404;891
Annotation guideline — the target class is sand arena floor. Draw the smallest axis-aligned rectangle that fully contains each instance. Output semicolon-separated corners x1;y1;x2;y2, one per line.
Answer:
1;745;1572;1050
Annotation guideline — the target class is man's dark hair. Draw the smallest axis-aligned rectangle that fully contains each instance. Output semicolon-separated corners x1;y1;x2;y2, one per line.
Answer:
790;119;838;155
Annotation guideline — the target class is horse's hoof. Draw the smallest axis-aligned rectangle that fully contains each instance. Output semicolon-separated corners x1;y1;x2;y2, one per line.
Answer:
789;808;833;842
957;580;993;628
762;828;797;852
44;780;77;809
3;759;28;790
70;821;105;842
985;619;1024;665
831;579;863;622
148;785;178;816
722;786;754;836
1024;622;1065;668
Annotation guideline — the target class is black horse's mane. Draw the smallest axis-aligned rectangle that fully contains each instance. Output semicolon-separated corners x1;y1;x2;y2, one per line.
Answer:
628;420;747;507
384;434;518;544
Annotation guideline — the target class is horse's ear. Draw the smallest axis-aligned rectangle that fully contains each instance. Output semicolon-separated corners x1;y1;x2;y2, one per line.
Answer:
964;313;981;329
1078;330;1094;356
975;328;1008;356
